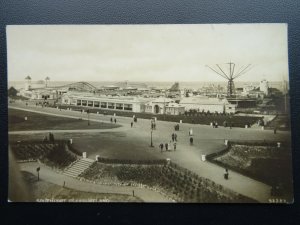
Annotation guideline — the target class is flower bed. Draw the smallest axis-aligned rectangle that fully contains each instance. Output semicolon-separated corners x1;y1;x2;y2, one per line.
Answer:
11;141;78;169
80;161;256;203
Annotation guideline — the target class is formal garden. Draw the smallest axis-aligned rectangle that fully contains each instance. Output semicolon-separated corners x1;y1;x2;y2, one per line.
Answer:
79;160;256;203
10;140;78;169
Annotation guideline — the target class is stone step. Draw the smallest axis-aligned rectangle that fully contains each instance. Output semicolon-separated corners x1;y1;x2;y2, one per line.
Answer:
63;158;94;178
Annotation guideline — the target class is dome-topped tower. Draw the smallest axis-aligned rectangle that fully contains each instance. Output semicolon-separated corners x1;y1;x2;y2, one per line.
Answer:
24;75;31;91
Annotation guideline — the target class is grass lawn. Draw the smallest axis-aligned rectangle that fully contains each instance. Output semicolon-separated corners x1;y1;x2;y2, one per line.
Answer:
9;132;161;161
21;171;142;202
9;108;121;131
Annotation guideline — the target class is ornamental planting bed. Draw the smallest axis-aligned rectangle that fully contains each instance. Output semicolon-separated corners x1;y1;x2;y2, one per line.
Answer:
80;161;256;203
10;141;77;169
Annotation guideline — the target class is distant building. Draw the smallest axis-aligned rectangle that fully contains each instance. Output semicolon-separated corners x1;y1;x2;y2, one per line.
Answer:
145;97;184;115
61;92;149;113
260;79;269;95
165;103;185;115
179;96;236;114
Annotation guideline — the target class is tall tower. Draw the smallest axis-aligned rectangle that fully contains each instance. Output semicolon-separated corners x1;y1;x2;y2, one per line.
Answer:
24;75;31;91
45;76;50;88
206;62;252;97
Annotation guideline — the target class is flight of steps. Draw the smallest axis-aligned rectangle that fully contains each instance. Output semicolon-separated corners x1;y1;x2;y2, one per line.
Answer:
63;158;94;178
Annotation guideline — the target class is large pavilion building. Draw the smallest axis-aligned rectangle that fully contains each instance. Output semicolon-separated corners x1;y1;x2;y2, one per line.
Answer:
179;96;236;114
61;92;149;113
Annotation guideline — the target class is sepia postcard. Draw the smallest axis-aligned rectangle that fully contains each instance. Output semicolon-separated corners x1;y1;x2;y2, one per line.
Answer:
7;24;293;203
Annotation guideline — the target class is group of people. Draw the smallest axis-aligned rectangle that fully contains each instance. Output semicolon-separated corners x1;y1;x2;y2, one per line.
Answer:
151;119;156;130
212;121;219;128
171;133;177;142
159;141;176;152
110;117;117;123
43;132;55;142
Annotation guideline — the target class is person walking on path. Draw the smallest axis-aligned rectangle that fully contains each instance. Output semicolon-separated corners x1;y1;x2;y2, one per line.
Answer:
224;168;229;180
190;137;193;145
171;133;175;142
165;143;169;151
114;118;117;124
159;143;164;153
189;128;193;136
131;122;133;128
173;142;177;151
110;117;113;123
174;133;177;142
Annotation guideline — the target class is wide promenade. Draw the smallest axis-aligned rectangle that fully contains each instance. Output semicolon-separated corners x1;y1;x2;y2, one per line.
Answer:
9;102;291;202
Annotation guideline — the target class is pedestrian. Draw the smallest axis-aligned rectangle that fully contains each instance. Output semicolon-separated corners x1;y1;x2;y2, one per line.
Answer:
43;135;48;142
224;168;229;180
110;117;113;123
131;122;133;128
189;128;193;136
165;143;168;151
190;137;193;145
174;133;177;142
172;133;175;142
173;142;177;151
114;118;117;124
132;190;135;197
159;143;164;153
274;127;277;134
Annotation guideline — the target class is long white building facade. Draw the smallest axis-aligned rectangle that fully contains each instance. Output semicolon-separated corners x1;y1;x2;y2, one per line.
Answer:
61;93;236;114
61;92;149;113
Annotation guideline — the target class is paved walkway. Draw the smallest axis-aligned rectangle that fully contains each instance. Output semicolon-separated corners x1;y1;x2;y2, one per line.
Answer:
19;162;172;202
9;103;292;202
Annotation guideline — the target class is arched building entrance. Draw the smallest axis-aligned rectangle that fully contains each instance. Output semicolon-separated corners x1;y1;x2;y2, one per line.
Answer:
154;105;160;114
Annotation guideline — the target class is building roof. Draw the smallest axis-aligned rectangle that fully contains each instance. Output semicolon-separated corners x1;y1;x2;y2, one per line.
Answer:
166;103;184;108
150;97;175;103
180;97;228;105
62;92;150;104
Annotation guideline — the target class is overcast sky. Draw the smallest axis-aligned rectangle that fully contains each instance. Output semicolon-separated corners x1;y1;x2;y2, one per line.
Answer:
7;24;288;82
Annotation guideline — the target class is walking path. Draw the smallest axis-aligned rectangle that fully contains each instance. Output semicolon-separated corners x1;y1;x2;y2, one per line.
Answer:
19;162;172;202
9;103;291;202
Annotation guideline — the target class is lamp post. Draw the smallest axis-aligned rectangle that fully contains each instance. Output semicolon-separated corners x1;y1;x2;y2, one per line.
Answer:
36;167;40;181
150;122;154;147
87;109;90;126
